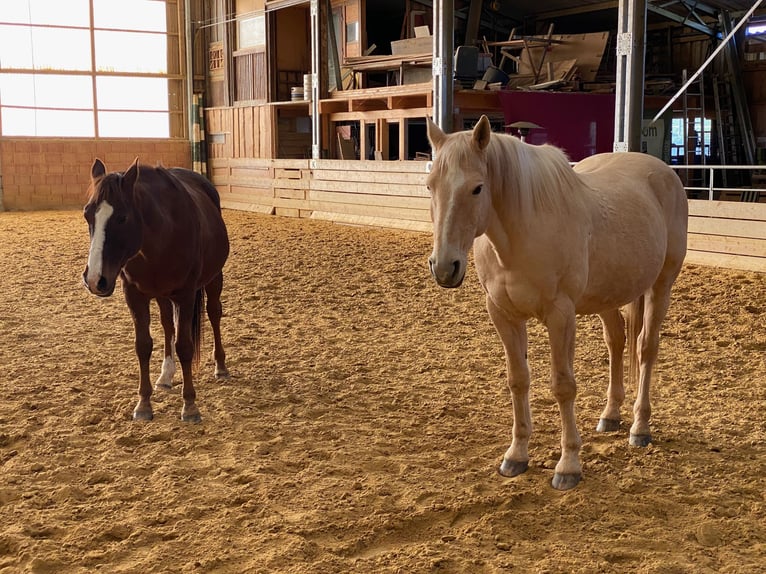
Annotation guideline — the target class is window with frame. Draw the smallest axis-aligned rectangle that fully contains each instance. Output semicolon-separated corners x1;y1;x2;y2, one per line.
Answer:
0;0;183;138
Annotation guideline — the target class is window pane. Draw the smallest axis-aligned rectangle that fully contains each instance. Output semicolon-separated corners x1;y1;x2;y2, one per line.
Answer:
36;109;95;136
1;107;36;135
0;25;34;68
93;0;167;32
1;108;94;136
95;31;167;73
238;15;265;49
33;27;91;71
0;74;93;108
98;111;169;137
97;77;168;111
0;0;90;27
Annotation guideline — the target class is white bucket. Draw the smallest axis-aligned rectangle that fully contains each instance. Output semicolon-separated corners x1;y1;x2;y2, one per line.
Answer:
290;86;304;101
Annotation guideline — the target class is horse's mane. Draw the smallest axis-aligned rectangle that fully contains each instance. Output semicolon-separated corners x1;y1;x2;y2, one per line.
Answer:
488;132;585;223
436;130;586;226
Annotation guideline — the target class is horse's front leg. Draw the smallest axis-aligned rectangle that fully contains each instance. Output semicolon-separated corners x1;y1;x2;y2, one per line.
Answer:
487;300;532;478
174;293;201;423
123;284;154;421
545;299;582;490
596;308;625;433
155;297;176;391
205;272;229;379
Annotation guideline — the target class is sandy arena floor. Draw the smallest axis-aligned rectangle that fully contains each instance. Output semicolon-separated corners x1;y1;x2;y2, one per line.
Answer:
0;209;764;573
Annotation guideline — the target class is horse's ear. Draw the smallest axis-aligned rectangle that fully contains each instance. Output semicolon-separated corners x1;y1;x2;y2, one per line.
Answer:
426;117;447;150
472;115;491;151
91;159;106;180
123;158;140;192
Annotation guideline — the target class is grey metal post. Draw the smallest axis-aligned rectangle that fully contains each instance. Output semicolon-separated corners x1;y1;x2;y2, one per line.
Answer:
613;0;646;152
311;0;321;159
433;0;454;132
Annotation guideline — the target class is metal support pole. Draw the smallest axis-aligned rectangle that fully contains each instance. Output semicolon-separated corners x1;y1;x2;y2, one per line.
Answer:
613;0;646;152
310;0;321;159
433;0;454;132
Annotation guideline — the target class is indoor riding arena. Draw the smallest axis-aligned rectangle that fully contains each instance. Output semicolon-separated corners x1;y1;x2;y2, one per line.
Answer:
3;0;766;572
0;208;764;572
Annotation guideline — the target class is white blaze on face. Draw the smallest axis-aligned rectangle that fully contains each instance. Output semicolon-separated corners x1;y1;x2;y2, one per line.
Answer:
86;200;114;289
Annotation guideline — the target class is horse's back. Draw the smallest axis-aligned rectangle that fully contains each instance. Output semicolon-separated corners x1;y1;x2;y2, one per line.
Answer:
575;152;688;229
168;167;223;212
152;166;230;286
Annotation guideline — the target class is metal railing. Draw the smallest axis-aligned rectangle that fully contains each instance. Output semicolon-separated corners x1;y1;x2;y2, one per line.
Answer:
670;164;766;201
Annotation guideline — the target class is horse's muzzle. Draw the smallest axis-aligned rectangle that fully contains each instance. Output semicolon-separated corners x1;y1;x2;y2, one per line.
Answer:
82;269;116;297
429;257;465;289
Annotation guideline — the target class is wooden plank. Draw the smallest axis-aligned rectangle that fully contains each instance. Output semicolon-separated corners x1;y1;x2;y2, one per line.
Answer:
688;215;766;240
688;198;766;220
685;250;766;273
227;186;274;200
309;189;429;210
221;200;274;215
688;232;766;258
274;168;304;179
312;168;427;186
310;179;427;198
312;159;430;173
287;198;430;222
274;188;307;200
273;177;309;190
311;211;432;232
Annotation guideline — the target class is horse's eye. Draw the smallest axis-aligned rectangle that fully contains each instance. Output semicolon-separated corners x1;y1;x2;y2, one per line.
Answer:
472;185;482;195
115;215;127;225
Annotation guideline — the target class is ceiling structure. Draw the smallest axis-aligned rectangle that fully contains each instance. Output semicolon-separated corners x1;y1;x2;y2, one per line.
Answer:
380;0;765;38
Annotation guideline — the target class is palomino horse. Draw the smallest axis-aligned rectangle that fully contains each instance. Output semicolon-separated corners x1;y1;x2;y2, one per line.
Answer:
82;159;230;423
426;116;688;490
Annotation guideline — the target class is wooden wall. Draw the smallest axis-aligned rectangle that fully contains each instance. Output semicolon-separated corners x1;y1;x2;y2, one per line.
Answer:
0;138;190;210
210;156;766;272
210;157;431;231
686;199;766;272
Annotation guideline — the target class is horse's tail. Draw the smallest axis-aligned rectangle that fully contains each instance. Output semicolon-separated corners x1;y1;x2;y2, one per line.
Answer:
192;287;205;366
626;295;645;388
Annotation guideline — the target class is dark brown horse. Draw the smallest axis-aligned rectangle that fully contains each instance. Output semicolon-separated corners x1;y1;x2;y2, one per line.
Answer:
82;159;230;423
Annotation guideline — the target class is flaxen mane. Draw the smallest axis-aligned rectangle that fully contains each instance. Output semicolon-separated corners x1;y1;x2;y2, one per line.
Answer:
487;132;586;222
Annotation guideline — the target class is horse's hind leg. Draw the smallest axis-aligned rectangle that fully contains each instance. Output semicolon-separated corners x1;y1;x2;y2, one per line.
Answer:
205;272;229;379
596;308;625;433
174;294;202;423
154;297;176;391
123;284;154;421
631;280;674;447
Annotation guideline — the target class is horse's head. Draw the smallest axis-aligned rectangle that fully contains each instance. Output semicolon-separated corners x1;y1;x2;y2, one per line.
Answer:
82;158;143;297
426;115;492;288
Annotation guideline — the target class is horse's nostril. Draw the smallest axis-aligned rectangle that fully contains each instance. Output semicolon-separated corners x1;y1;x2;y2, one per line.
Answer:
97;276;108;292
452;260;461;279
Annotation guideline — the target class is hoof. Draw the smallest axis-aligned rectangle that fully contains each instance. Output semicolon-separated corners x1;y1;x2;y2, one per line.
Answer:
181;406;202;424
154;382;174;392
596;418;621;432
215;369;231;380
133;409;153;421
552;472;581;491
499;459;529;478
629;433;651;447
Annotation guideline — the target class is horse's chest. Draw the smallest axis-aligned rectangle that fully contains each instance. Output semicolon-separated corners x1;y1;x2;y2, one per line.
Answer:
475;247;550;320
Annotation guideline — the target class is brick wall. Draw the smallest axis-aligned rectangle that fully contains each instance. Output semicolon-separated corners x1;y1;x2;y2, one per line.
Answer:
0;138;191;210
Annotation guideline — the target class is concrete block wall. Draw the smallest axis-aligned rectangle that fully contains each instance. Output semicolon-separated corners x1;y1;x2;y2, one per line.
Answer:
0;138;191;210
